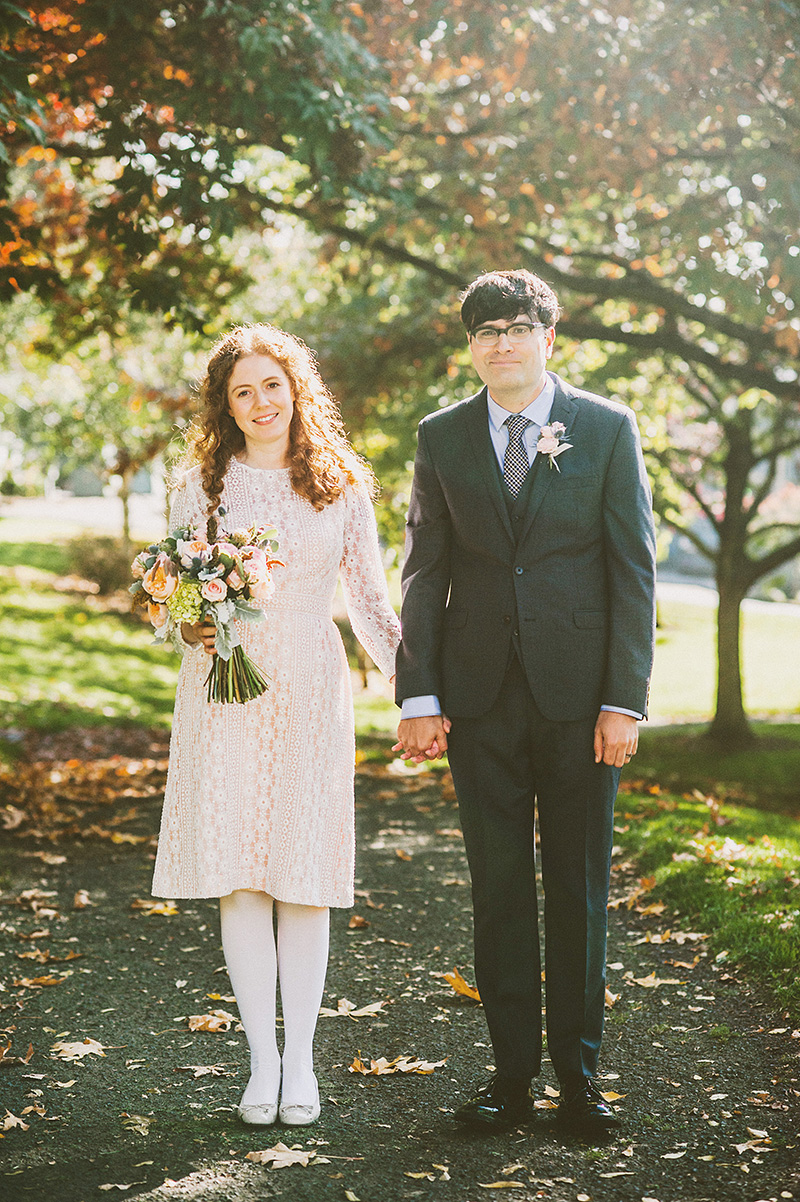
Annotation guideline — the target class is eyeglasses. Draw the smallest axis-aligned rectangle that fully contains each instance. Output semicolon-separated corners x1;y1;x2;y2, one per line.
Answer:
469;322;548;346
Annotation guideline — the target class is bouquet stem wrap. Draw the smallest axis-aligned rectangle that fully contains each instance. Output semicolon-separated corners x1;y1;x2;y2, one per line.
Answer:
205;643;271;704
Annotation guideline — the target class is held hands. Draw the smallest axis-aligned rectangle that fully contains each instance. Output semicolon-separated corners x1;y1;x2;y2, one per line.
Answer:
393;715;452;763
182;620;217;656
593;710;639;768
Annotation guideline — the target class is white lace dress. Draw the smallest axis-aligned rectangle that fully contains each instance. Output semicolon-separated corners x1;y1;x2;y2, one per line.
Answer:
151;460;400;907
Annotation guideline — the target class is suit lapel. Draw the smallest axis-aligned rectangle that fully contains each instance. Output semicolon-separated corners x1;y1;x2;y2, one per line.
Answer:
463;388;515;540
516;381;579;547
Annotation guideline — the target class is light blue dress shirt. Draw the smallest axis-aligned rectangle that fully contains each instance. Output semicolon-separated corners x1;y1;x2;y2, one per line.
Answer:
401;375;642;722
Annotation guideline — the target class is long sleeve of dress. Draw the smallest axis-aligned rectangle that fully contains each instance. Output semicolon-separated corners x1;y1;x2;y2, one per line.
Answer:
339;485;401;680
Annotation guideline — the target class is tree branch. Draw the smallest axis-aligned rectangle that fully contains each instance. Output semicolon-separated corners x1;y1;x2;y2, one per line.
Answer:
745;531;800;586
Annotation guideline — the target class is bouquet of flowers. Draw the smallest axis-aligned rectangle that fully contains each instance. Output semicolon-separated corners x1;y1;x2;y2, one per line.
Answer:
130;522;282;704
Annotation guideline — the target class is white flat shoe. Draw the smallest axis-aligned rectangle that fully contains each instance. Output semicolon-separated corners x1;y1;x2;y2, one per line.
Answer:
236;1101;278;1126
279;1077;320;1126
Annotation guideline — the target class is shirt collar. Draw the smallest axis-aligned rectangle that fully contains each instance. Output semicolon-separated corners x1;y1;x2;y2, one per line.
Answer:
487;373;556;432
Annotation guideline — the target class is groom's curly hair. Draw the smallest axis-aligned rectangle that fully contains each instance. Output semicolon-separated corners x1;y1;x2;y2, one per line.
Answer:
460;269;561;332
179;324;375;536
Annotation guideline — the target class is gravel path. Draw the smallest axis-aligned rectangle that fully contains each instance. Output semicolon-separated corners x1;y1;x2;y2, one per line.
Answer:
1;739;798;1202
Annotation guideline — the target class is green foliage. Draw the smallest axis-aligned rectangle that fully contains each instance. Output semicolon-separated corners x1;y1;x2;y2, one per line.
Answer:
67;535;132;595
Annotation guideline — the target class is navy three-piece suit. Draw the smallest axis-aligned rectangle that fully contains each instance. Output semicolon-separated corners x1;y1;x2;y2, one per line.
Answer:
395;372;657;1088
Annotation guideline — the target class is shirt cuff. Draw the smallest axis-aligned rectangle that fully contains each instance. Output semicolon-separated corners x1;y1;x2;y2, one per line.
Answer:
600;705;644;720
401;695;442;719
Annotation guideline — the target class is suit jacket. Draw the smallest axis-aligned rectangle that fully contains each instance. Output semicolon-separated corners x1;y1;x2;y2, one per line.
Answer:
395;373;657;722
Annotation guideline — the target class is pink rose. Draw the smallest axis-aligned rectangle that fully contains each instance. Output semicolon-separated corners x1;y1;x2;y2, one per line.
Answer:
131;552;149;580
201;577;228;602
142;553;179;601
213;541;238;558
537;434;560;455
147;601;169;628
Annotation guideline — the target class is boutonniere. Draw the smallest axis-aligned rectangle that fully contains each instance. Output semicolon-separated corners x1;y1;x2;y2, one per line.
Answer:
536;422;573;471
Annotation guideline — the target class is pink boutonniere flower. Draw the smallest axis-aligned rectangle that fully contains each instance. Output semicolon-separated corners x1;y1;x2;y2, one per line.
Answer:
536;421;573;471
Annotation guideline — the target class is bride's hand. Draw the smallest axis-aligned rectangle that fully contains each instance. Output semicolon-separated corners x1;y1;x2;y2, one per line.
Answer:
182;620;217;655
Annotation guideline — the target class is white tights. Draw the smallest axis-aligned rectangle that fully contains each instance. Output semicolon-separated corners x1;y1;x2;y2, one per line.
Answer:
219;889;329;1107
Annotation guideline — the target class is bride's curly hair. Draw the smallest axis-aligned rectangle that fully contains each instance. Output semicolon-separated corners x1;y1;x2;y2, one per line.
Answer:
180;324;375;536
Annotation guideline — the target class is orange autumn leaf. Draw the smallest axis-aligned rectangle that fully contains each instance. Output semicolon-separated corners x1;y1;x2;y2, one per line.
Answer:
443;967;481;1002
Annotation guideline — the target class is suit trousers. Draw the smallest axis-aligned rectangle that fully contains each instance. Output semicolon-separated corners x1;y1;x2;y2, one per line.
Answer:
446;653;620;1088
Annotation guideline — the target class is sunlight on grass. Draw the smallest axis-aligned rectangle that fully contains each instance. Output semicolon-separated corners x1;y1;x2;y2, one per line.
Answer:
650;600;800;720
0;575;178;732
616;790;800;1018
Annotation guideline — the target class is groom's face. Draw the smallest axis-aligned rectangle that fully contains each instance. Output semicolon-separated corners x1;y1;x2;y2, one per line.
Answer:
468;311;555;403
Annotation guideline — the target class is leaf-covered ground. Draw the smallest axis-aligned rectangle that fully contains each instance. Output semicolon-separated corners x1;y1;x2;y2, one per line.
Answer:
1;730;799;1202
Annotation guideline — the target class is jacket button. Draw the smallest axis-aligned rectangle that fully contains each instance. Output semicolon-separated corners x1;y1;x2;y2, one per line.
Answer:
503;615;511;624
514;566;524;575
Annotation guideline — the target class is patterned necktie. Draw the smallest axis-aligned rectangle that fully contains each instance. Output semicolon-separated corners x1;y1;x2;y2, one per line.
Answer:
503;414;532;496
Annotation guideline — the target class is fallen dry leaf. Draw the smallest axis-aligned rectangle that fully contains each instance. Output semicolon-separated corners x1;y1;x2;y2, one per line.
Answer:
348;914;370;929
442;967;481;1002
73;890;93;909
121;1113;153;1135
395;849;412;862
245;1141;328;1169
318;998;388;1020
627;971;683;988
604;987;619;1007
175;1064;235;1078
349;1054;447;1076
478;1183;526;1190
186;1009;237;1032
2;1109;29;1131
0;1040;34;1068
12;973;66;989
130;899;178;917
51;1038;106;1062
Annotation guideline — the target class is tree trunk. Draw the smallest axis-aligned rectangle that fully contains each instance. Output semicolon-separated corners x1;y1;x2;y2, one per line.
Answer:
120;470;133;559
709;572;754;747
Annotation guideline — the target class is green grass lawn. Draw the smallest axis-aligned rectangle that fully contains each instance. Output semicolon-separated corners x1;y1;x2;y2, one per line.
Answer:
0;567;178;733
650;599;800;720
615;788;800;1019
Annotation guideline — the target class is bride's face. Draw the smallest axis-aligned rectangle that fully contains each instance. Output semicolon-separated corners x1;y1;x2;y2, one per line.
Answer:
227;354;294;465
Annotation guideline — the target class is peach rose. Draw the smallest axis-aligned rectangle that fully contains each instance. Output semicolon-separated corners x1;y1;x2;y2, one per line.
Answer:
147;601;169;628
142;553;178;601
177;538;210;568
201;577;228;602
225;569;245;591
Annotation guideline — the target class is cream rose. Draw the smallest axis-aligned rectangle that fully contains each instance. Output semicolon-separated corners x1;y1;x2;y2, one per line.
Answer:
201;577;228;602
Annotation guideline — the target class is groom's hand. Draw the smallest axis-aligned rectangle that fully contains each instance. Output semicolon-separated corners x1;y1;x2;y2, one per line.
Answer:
394;715;451;762
594;711;639;767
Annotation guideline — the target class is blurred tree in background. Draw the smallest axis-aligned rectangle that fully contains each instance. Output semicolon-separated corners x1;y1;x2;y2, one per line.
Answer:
1;0;799;742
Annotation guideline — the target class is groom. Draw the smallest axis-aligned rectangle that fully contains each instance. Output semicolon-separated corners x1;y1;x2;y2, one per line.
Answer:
394;269;656;1135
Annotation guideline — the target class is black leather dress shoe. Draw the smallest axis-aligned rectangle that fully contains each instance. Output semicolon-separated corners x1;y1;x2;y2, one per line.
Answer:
454;1073;533;1129
558;1078;621;1135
